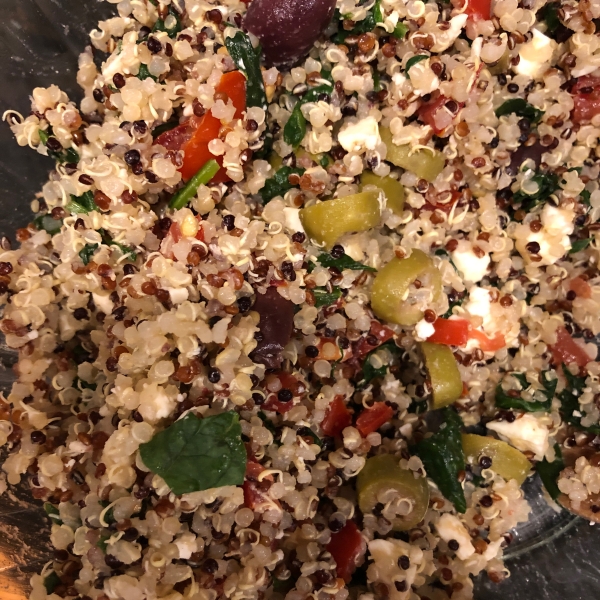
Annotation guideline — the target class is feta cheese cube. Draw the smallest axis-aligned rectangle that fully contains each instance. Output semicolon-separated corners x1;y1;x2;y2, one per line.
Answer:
451;240;490;283
435;514;475;560
415;318;435;341
487;413;549;460
514;29;556;79
338;116;381;153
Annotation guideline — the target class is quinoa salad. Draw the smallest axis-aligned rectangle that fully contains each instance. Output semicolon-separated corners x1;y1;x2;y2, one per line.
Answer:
2;0;600;598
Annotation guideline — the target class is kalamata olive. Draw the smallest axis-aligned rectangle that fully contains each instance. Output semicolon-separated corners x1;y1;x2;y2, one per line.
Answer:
243;0;336;66
507;140;545;175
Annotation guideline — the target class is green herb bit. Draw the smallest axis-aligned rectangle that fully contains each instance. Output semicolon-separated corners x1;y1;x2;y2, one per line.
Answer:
513;171;559;213
415;407;467;513
495;98;545;124
43;502;63;524
362;340;401;384
393;22;409;39
537;443;564;501
373;0;384;23
137;63;158;82
580;189;591;207
38;128;80;164
283;82;333;147
169;159;220;209
537;2;561;37
225;31;268;110
405;54;429;76
152;6;182;38
79;243;99;266
66;191;98;215
34;214;63;236
317;252;376;272
261;166;305;203
569;238;592;254
558;364;600;434
313;287;343;308
152;118;179;139
139;412;247;495
297;426;322;447
43;572;61;594
495;370;557;412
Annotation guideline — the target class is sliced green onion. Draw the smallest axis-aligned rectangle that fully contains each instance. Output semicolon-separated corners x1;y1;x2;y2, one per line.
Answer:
169;159;220;210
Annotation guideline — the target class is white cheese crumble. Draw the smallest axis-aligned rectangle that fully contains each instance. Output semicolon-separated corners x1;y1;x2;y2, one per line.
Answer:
435;513;476;560
338;116;381;153
514;29;556;79
415;318;435;341
464;286;493;331
487;413;549;460
451;240;490;283
283;207;305;233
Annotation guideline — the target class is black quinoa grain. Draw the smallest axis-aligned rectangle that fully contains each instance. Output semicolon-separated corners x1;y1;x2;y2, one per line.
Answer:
278;388;293;402
480;495;494;508
113;73;126;89
398;555;410;569
124;149;141;165
479;455;493;469
93;89;105;102
305;345;319;358
222;215;235;231
147;37;162;53
31;431;46;444
507;82;519;93
237;296;252;313
448;539;460;551
292;232;306;243
73;308;89;320
331;245;345;259
208;369;221;383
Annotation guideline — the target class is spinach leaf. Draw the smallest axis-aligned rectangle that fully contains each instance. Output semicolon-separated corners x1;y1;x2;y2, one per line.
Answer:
495;371;557;412
261;166;305;202
38;129;80;164
43;572;61;594
513;171;559;213
257;410;277;438
33;214;63;236
569;238;591;254
537;443;564;501
373;0;384;23
97;229;137;261
137;63;158;82
139;412;247;495
495;99;544;124
558;364;600;434
97;533;110;553
152;6;182;38
317;253;376;272
225;31;268;110
44;502;62;525
79;244;99;266
152;118;179;139
415;407;466;512
393;22;409;39
66;191;98;215
405;55;429;76
313;287;342;308
332;7;377;43
362;340;401;384
283;83;333;147
580;189;591;207
297;426;322;448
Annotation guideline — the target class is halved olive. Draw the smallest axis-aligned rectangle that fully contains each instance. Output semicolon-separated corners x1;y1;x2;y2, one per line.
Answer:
421;342;463;409
357;454;430;531
360;171;405;215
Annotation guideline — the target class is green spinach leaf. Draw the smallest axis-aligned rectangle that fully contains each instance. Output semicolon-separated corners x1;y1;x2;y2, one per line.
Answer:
38;128;80;164
43;572;61;594
405;55;429;76
495;371;557;412
152;118;179;139
66;191;98;215
79;244;99;266
362;340;401;384
33;214;63;236
537;2;561;37
152;6;182;38
393;22;409;39
139;412;247;495
569;238;591;254
261;166;305;202
137;63;158;82
537;443;564;501
415;407;466;512
317;253;376;272
558;364;600;434
225;31;268;110
513;171;559;213
283;83;333;147
313;287;342;308
495;99;544;124
44;502;63;525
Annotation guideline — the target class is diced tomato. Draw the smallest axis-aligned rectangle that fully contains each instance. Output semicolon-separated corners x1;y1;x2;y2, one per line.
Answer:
317;337;343;362
321;396;352;437
569;276;592;300
369;321;394;344
245;459;265;480
159;222;182;258
419;94;464;135
356;403;394;437
571;76;600;124
243;460;281;512
155;70;247;182
422;189;462;214
326;521;366;583
427;318;470;346
262;393;295;414
550;326;592;370
465;0;492;21
354;321;395;358
468;329;506;352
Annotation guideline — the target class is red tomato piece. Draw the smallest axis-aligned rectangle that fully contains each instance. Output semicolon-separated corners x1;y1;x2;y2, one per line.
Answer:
571;77;600;124
326;521;366;583
550;326;592;370
569;276;592;299
321;396;352;437
262;393;295;414
155;71;247;182
419;94;464;135
468;329;506;352
465;0;492;21
369;321;394;344
427;318;470;346
354;322;395;358
356;403;394;437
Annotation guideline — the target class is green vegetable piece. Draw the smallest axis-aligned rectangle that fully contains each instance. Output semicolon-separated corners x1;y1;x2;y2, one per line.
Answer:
360;171;405;215
79;244;99;266
380;127;445;182
152;6;182;38
66;191;98;215
169;159;220;209
415;407;467;513
580;189;591;207
421;342;463;409
225;31;268;110
495;98;545;124
332;7;376;43
313;287;342;308
536;443;564;501
538;2;561;37
43;502;62;524
569;238;591;254
393;22;409;39
33;214;63;236
513;171;559;213
317;252;376;272
495;370;557;412
137;63;158;81
38;128;80;164
373;0;384;23
357;454;430;530
371;250;442;326
152;118;179;139
462;433;531;485
405;54;429;76
261;166;305;202
283;82;333;147
300;191;381;249
362;340;401;384
139;412;247;495
44;572;61;594
558;364;600;434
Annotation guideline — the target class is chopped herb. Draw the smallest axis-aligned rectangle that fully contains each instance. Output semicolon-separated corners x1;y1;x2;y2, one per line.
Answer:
152;6;181;38
43;572;61;594
258;411;277;437
261;166;305;203
79;243;99;266
313;287;342;308
104;507;115;525
137;63;158;82
38;128;80;164
434;248;459;274
405;54;429;76
495;370;557;412
225;31;268;110
169;159;220;209
332;7;377;43
407;399;428;414
536;443;564;501
580;189;591;207
33;214;63;236
558;364;600;434
66;191;98;215
97;533;110;553
96;230;137;261
513;171;559;213
373;0;384;24
297;426;322;447
569;238;591;254
362;340;401;384
415;408;466;513
152;118;179;139
43;502;62;525
317;252;376;272
537;2;561;37
495;99;545;124
283;83;333;147
392;22;409;39
139;412;247;495
73;376;97;391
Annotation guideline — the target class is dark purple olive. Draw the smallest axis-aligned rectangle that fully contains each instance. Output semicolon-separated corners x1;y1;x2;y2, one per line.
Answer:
250;287;295;368
507;140;545;176
244;0;336;66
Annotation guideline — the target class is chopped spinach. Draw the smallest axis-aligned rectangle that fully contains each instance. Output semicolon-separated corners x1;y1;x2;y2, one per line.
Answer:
415;407;466;513
66;191;98;215
225;31;268;110
44;502;62;525
536;443;564;501
97;533;110;553
362;340;401;384
495;370;557;412
495;99;544;124
43;572;61;594
152;6;181;38
33;214;63;236
332;5;378;43
261;166;305;202
538;2;561;34
283;82;333;147
405;54;429;76
297;426;322;447
313;287;342;308
317;252;376;272
79;244;98;266
152;117;179;139
393;22;409;39
580;189;591;207
513;171;559;213
137;63;158;82
96;229;137;261
38;128;80;164
139;412;247;495
558;364;600;434
569;238;591;254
